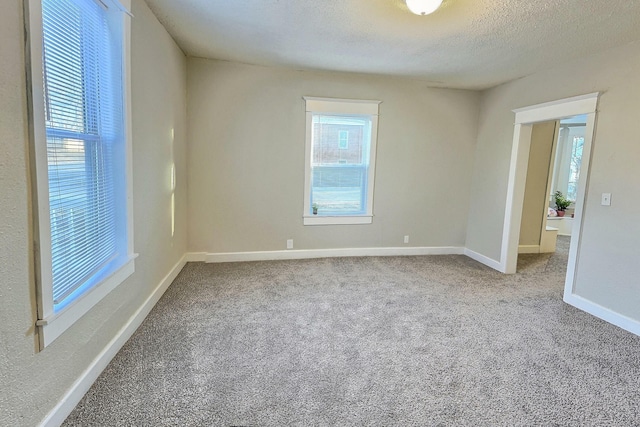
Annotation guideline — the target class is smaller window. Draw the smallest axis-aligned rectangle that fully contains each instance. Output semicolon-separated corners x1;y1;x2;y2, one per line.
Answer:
303;97;381;226
338;130;349;149
567;136;584;201
550;117;586;204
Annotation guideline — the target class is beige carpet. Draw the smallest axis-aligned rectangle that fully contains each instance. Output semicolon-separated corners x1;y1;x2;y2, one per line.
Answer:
64;237;640;426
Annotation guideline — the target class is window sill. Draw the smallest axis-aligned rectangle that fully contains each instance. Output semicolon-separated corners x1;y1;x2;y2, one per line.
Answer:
303;215;373;226
36;255;137;349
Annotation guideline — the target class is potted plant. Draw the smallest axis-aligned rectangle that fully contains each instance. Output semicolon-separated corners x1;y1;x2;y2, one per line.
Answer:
554;191;571;217
312;203;319;215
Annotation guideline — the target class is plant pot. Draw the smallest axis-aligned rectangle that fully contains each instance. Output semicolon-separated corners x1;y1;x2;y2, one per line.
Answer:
312;209;318;215
557;210;565;217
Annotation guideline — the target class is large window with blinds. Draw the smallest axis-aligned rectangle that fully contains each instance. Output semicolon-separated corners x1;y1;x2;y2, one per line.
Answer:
27;0;134;348
303;97;381;225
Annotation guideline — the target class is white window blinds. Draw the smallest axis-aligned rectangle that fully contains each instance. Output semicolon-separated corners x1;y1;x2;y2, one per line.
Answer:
42;0;126;306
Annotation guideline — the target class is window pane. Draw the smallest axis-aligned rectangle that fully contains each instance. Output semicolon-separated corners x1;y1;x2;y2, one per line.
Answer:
311;165;367;214
42;0;123;306
47;135;116;303
310;114;371;215
567;136;583;201
42;1;85;133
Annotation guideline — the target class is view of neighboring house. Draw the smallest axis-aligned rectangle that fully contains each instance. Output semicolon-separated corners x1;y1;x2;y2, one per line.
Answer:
311;115;370;214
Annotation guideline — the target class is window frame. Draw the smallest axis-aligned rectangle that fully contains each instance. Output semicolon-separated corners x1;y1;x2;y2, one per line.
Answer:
25;0;136;349
302;97;381;226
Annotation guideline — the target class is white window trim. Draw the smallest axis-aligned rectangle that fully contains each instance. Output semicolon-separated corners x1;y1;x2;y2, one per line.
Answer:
25;0;136;349
304;215;374;226
302;97;381;226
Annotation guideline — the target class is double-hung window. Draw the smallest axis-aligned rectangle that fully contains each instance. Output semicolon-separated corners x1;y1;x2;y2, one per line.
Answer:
303;97;381;225
26;0;134;348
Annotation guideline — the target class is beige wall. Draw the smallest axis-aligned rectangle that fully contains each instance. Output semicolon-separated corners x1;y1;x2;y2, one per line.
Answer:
466;40;640;320
187;59;480;253
519;121;556;246
0;1;187;424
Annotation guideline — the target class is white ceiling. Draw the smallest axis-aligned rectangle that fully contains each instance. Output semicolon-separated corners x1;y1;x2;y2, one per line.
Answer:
143;0;640;90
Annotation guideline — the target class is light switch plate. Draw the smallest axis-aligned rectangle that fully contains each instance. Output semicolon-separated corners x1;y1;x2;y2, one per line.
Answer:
601;193;611;206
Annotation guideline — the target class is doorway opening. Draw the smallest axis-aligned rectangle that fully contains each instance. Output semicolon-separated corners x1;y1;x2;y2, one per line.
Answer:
516;116;587;279
499;93;599;301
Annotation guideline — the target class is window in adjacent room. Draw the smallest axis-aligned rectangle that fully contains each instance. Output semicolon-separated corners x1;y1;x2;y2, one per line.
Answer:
26;0;135;348
550;115;586;204
567;136;584;201
303;97;381;225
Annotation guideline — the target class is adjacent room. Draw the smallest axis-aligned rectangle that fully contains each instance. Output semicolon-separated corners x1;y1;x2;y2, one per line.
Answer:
2;0;640;425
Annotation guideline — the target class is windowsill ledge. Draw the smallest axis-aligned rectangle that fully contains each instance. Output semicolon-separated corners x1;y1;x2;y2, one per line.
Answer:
303;215;373;226
36;254;137;348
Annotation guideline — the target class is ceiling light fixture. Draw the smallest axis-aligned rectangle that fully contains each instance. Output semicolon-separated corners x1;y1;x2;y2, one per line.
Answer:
406;0;443;15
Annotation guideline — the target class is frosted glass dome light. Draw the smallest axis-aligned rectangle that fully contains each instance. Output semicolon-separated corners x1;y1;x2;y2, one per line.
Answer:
406;0;443;15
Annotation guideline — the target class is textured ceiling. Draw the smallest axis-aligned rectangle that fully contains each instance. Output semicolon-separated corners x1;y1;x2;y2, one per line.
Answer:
143;0;640;89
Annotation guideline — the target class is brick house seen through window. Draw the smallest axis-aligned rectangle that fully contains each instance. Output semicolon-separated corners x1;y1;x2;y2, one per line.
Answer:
303;97;380;225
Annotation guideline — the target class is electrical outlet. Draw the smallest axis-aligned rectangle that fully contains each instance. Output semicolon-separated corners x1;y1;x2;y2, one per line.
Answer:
601;193;611;206
404;235;409;244
287;239;293;249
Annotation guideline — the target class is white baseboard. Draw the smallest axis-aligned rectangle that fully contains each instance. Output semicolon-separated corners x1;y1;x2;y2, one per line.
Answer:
463;248;503;271
40;255;188;427
564;293;640;337
518;244;540;254
188;246;465;263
